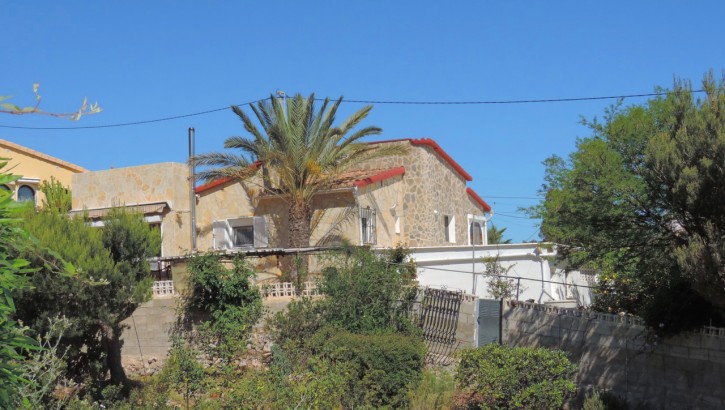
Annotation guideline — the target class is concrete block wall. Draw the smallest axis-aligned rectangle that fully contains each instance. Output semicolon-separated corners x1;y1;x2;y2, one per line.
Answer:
120;298;178;360
501;300;725;409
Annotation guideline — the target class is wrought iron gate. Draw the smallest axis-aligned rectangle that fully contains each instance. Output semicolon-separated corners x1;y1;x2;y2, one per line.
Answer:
416;288;462;365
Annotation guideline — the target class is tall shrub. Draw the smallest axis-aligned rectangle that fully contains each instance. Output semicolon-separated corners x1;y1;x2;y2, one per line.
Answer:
456;344;576;409
16;208;159;386
319;246;418;334
183;253;263;361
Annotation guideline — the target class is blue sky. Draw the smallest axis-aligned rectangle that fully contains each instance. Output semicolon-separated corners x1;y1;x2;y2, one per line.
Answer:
3;2;725;241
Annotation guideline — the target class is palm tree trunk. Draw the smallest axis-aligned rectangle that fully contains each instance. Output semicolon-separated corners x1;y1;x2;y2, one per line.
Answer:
288;202;312;290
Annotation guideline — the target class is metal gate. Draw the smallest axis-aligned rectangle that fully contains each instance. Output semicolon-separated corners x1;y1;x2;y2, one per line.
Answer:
476;298;502;347
416;288;462;365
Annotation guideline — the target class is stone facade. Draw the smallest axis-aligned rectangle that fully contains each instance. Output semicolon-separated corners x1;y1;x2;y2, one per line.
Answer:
357;139;488;247
71;162;192;257
71;138;492;260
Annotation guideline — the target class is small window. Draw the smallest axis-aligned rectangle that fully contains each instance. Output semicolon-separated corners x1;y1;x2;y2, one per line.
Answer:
470;221;483;245
18;185;35;203
360;206;376;245
444;215;455;243
213;216;268;250
233;225;254;247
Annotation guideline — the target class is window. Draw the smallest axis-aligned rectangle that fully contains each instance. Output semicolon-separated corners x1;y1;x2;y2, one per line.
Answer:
360;206;376;245
467;214;487;245
233;225;254;247
213;216;268;250
444;215;455;243
18;185;35;203
470;221;483;245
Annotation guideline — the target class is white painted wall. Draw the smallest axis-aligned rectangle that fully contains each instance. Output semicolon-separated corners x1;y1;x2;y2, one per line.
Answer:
386;243;594;306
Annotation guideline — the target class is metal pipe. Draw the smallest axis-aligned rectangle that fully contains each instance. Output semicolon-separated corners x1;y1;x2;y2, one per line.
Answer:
189;127;197;252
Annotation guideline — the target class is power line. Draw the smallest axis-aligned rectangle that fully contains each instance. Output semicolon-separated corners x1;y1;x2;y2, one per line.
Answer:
0;98;266;130
0;89;706;131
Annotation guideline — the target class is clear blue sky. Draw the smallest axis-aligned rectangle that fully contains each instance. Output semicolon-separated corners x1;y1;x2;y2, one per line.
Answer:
3;2;725;242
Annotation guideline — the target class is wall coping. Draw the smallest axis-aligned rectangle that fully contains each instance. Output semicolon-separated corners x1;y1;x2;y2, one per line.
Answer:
504;299;725;339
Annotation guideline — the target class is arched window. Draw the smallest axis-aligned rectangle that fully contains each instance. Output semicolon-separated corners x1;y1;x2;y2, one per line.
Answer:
18;185;35;203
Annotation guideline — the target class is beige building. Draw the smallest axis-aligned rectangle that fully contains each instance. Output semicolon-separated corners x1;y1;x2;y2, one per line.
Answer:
193;138;492;252
70;138;493;284
0;138;87;206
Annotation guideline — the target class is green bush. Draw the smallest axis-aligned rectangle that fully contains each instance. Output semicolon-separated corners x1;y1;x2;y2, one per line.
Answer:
184;254;264;361
321;331;426;409
583;390;630;410
319;247;418;334
456;344;576;409
407;369;456;410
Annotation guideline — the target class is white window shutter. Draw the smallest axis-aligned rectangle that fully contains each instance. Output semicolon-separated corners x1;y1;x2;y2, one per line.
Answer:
253;216;268;248
213;220;231;250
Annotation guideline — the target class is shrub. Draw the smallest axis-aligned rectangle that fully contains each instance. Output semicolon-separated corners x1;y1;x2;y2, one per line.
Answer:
407;369;456;410
320;247;418;334
456;344;576;409
583;390;630;410
266;297;325;366
183;253;264;361
321;331;426;409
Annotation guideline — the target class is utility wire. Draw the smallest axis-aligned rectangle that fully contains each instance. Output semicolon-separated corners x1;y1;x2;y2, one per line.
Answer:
0;89;706;131
0;98;266;130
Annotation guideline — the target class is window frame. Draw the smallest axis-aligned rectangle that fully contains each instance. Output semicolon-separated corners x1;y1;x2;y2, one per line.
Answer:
360;206;377;245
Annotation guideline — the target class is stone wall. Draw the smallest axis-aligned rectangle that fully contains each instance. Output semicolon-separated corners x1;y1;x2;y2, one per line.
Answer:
501;300;725;409
71;162;192;257
120;297;177;361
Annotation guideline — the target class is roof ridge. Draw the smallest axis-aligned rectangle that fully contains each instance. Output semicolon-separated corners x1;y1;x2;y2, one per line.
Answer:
0;138;88;173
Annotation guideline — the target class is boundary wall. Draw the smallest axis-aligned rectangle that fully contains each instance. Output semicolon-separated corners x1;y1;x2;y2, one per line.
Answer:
502;300;725;409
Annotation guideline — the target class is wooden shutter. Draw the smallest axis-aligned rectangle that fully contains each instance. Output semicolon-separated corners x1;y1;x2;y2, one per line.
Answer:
253;216;268;248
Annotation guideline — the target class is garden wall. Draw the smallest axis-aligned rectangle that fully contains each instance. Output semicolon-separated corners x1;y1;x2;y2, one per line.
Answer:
501;300;725;409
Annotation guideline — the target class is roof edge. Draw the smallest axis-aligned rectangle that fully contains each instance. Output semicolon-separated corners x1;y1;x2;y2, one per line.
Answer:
411;138;473;181
0;138;88;173
194;161;262;194
353;166;405;188
466;188;492;212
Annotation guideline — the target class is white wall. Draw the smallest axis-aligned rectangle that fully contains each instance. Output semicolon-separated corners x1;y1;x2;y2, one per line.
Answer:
391;243;593;306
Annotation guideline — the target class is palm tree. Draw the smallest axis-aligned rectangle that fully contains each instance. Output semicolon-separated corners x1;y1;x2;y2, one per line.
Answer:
487;223;512;244
194;93;404;251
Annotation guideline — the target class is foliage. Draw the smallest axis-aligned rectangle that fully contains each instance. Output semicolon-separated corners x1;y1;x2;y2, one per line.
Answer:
455;344;576;410
266;297;325;366
193;93;405;281
406;369;456;410
321;330;426;409
583;390;630;410
0;164;38;408
319;246;419;334
183;253;264;361
531;73;725;335
161;345;205;410
39;176;72;213
487;223;512;244
483;256;521;300
15;316;75;410
1;83;101;120
16;207;159;386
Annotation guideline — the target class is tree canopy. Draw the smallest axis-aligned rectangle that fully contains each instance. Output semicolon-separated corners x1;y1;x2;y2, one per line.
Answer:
16;207;160;386
194;94;405;250
534;72;725;334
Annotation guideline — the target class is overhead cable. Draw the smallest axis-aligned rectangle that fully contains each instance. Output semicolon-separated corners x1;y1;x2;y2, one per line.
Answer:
0;89;706;131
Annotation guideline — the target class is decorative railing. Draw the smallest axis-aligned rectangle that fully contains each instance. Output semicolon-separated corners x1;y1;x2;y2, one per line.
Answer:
152;280;176;297
260;281;320;298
